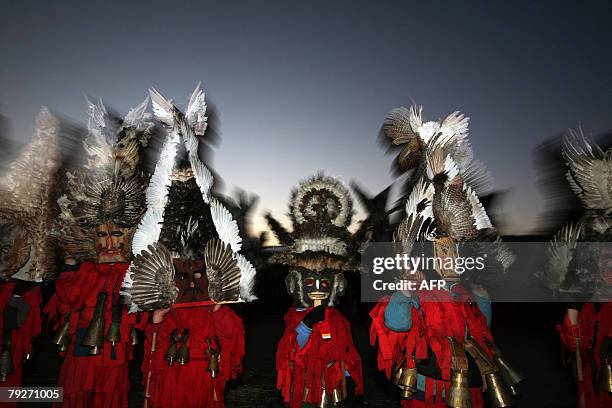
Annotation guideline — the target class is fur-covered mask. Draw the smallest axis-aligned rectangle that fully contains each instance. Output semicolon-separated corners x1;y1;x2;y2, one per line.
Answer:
285;267;346;308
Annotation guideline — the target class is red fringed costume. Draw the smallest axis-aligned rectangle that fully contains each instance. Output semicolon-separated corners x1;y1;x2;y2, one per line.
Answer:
276;307;363;408
142;305;245;408
557;302;612;408
369;290;493;408
44;262;147;408
0;282;42;408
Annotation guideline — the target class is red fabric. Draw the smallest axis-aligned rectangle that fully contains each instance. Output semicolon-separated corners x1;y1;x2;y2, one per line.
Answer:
276;307;363;408
369;290;494;408
558;302;612;408
142;305;245;408
557;304;597;352
44;262;146;408
0;283;42;408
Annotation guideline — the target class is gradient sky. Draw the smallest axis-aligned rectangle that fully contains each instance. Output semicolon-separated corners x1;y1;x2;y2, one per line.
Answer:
1;0;611;237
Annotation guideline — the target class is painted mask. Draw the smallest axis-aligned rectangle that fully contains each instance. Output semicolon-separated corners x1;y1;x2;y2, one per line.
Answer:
285;267;346;308
93;222;134;263
173;258;210;304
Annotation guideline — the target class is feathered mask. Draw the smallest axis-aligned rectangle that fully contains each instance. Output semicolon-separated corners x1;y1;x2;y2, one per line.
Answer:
538;129;611;295
388;105;513;282
58;97;153;261
124;85;256;311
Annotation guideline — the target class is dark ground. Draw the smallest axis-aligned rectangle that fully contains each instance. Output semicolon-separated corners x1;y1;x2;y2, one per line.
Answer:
20;266;578;408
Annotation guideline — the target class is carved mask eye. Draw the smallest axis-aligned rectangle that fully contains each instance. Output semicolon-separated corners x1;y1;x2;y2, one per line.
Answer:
304;277;315;287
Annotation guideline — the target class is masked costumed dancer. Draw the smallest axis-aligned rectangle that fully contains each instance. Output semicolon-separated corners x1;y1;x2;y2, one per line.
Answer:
44;97;153;408
267;174;364;408
0;108;60;404
123;86;256;408
538;129;612;408
369;105;518;408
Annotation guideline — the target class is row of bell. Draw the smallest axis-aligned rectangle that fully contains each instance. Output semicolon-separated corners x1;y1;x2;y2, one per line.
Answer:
164;336;220;379
392;354;524;408
447;352;523;408
51;315;140;354
318;386;347;407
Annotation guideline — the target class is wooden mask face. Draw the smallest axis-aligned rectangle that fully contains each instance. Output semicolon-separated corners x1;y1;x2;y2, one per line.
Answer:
285;267;346;308
93;222;134;263
173;258;210;304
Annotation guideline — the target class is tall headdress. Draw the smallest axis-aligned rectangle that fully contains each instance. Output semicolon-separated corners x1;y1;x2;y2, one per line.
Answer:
125;85;256;311
267;173;356;307
386;105;513;283
0;107;61;281
58;97;153;261
539;129;611;294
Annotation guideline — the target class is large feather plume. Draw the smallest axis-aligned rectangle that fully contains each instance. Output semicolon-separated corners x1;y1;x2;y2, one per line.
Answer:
538;222;583;291
132;126;181;256
395;177;435;252
210;198;242;252
205;239;241;302
562;128;612;211
128;243;178;310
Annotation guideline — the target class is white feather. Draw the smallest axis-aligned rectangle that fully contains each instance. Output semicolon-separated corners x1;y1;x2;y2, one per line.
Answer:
86;97;108;133
464;184;492;230
210;198;242;252
235;253;257;301
439;111;470;142
408;105;423;135
186;83;208;135
132;131;180;255
179;119;213;203
149;88;175;126
444;155;460;182
123;96;150;129
405;177;434;219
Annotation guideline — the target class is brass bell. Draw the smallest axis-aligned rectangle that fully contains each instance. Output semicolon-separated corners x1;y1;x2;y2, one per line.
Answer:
330;387;346;404
398;367;418;392
485;372;514;407
176;329;190;365
130;327;139;346
165;330;179;366
392;366;403;387
106;322;121;347
207;337;220;377
495;355;523;396
318;387;328;408
208;350;219;377
81;292;107;355
177;343;190;365
446;369;471;408
487;340;522;396
598;358;612;393
51;314;71;352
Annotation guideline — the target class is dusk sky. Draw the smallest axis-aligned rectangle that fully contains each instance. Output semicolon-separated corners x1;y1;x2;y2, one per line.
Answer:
1;0;610;237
